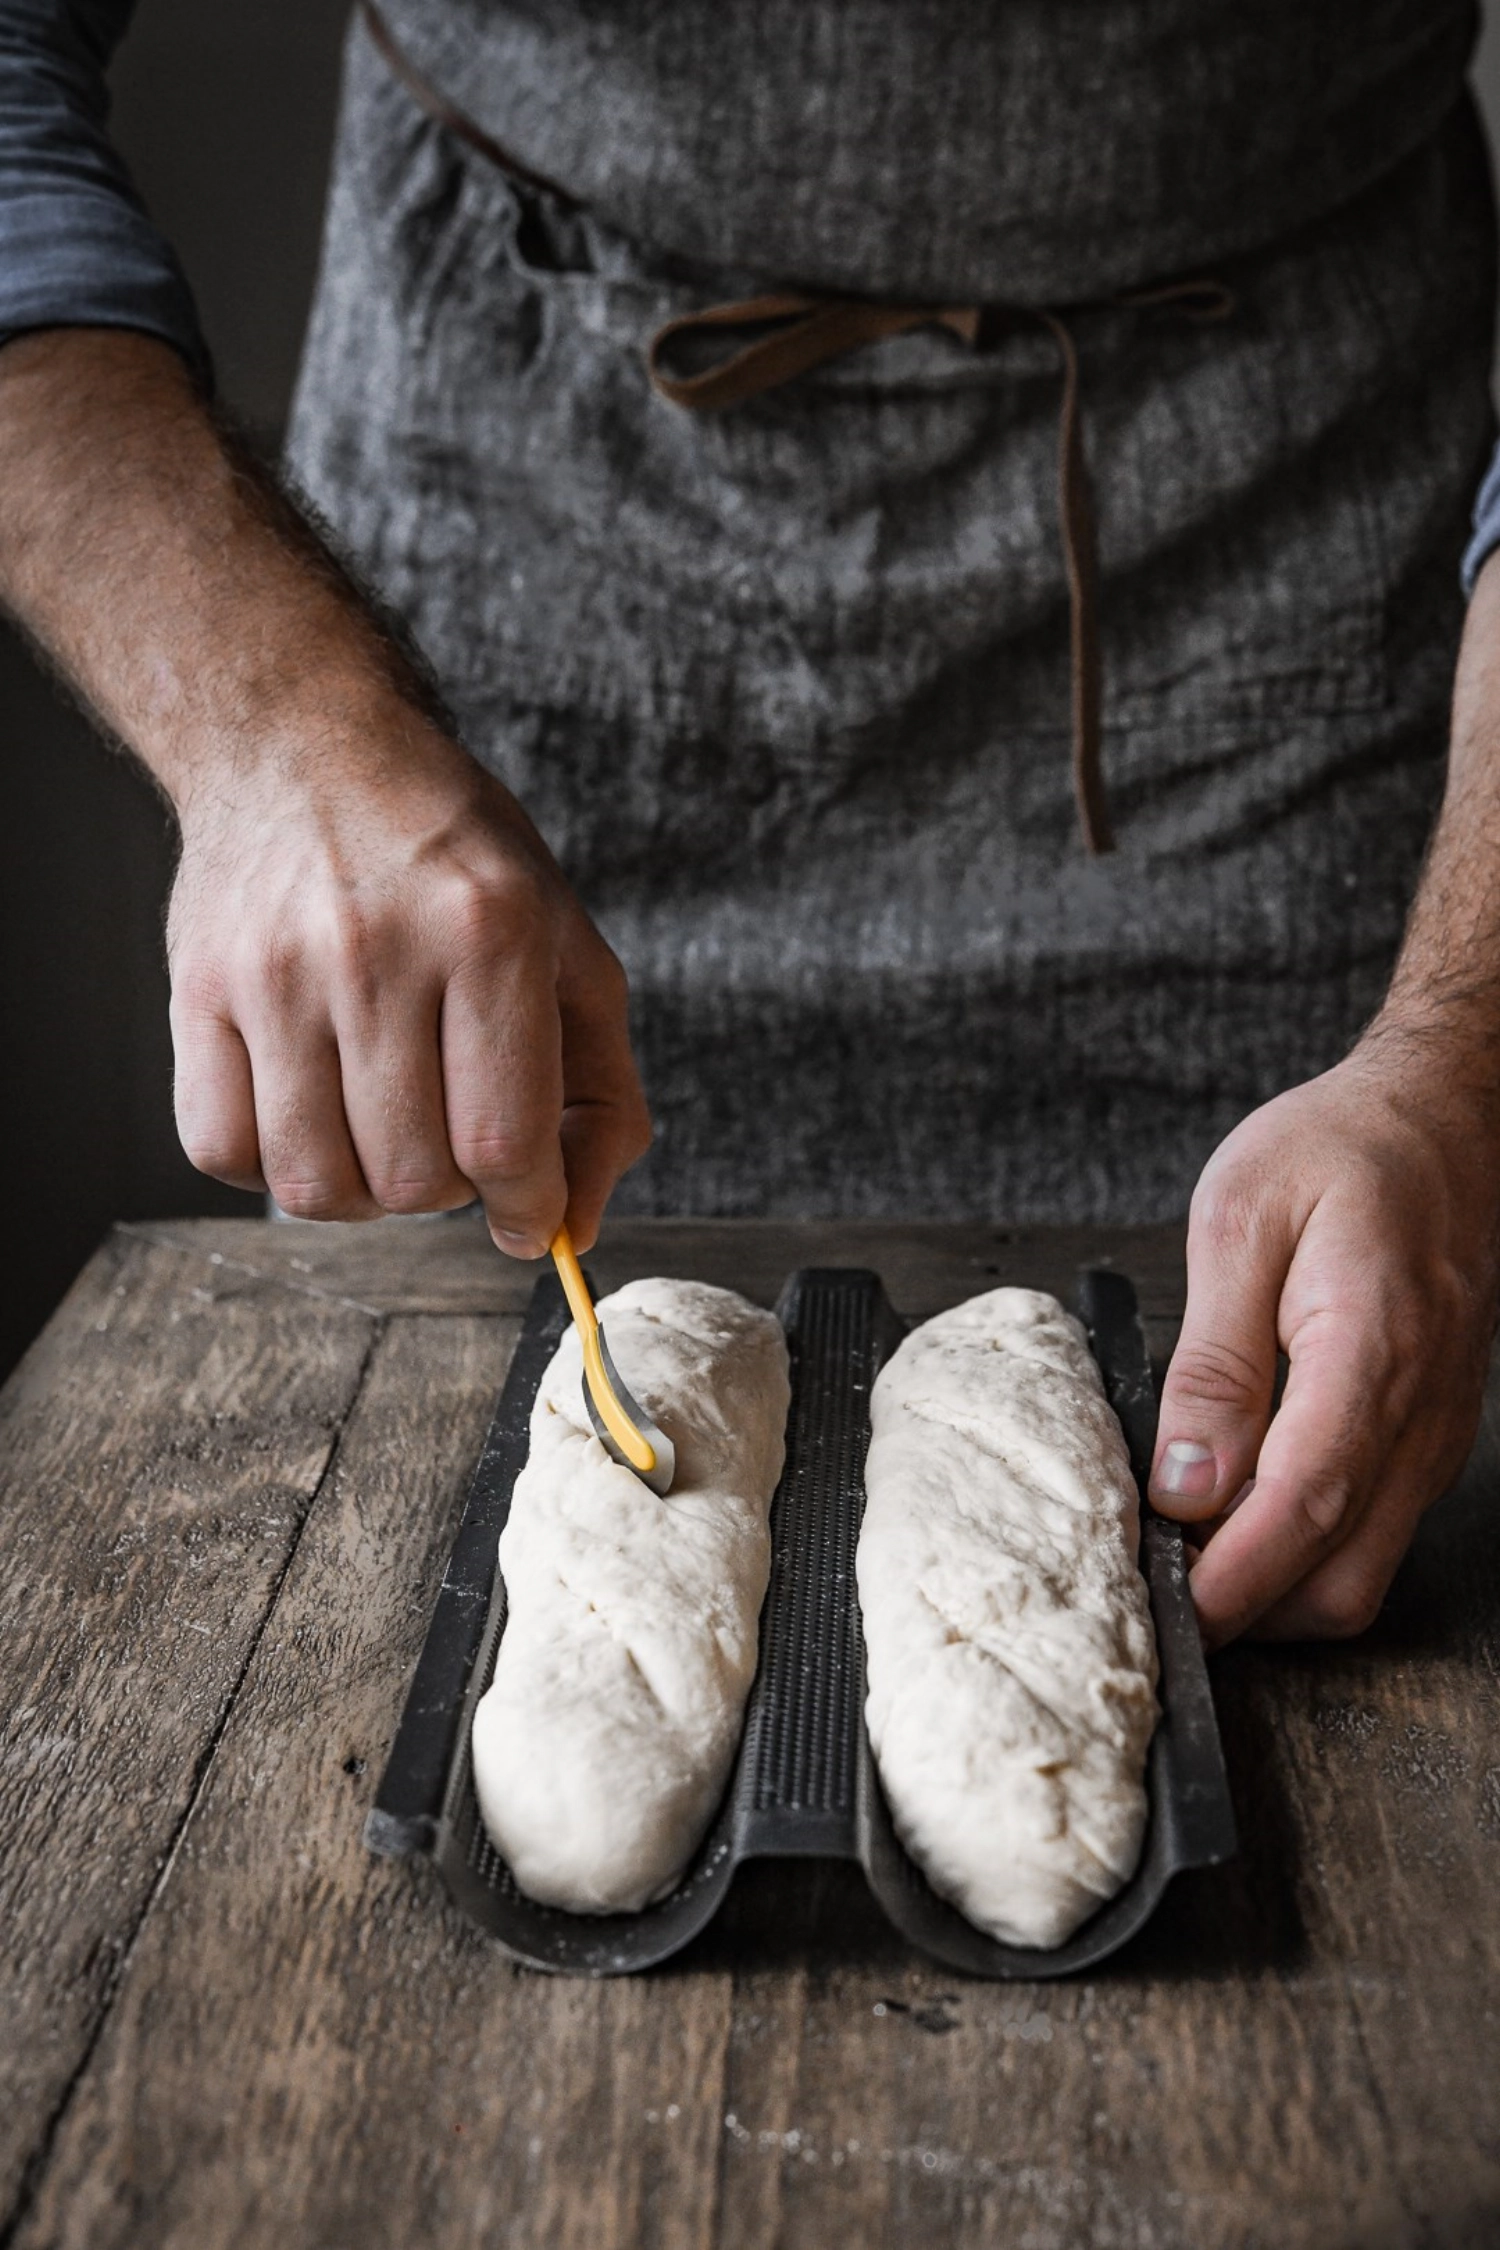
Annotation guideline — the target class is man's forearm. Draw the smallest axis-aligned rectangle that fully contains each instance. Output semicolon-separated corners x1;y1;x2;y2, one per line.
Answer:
0;323;651;1252
0;326;448;810
1145;553;1500;1647
1369;550;1500;1106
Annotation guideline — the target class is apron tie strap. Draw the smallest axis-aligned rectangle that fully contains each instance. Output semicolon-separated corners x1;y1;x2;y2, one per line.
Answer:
360;0;1235;859
1033;309;1109;855
647;295;982;411
649;284;1232;855
359;0;582;209
648;296;1118;852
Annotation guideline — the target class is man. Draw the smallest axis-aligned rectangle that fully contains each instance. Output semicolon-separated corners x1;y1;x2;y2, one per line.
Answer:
2;0;1498;1651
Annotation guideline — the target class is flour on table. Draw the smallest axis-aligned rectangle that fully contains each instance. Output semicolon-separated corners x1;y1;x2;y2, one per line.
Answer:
857;1288;1158;1949
472;1277;790;1914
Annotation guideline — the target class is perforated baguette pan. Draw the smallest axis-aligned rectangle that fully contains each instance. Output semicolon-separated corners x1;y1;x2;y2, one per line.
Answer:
366;1266;1237;1976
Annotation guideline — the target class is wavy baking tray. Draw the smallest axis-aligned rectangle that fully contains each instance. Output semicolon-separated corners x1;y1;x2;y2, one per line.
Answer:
366;1266;1237;1976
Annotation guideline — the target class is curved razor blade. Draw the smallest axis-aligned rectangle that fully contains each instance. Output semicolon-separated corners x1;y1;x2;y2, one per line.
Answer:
584;1324;677;1497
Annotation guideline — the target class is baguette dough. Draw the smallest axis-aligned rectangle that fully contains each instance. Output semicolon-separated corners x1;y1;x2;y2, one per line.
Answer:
472;1278;790;1913
857;1288;1158;1948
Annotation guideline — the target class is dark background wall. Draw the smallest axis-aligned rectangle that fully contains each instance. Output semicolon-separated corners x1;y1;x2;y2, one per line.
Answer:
4;5;1500;1374
0;1;349;1375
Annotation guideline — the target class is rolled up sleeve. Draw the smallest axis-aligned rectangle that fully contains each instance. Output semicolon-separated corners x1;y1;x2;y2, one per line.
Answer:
0;0;205;373
1463;436;1500;595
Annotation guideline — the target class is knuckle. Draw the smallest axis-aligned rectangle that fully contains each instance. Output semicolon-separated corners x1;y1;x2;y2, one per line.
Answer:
590;936;631;1006
268;1176;366;1223
1302;1573;1385;1640
1167;1338;1268;1414
1189;1169;1266;1259
366;1168;458;1215
1374;1340;1424;1426
563;931;634;1033
451;1126;548;1187
448;869;548;962
1415;1254;1476;1341
173;1079;256;1187
180;1135;256;1185
169;960;231;1024
620;1102;654;1168
1294;1474;1355;1542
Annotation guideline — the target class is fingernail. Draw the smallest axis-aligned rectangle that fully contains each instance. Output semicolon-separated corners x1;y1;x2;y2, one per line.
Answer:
1155;1439;1218;1500
493;1229;543;1259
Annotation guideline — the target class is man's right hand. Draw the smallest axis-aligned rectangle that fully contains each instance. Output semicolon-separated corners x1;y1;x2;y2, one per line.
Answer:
0;327;649;1253
168;739;649;1253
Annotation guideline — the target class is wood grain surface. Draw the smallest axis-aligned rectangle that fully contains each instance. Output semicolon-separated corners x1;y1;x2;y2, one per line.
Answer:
0;1232;376;2221
121;1211;1190;1333
2;1217;1497;2250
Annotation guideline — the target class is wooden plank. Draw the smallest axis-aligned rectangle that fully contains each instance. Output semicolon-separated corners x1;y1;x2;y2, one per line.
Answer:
124;1211;1188;1337
10;1312;739;2250
1256;1375;1500;2242
697;1381;1500;2250
0;1230;376;2225
11;1220;1497;2248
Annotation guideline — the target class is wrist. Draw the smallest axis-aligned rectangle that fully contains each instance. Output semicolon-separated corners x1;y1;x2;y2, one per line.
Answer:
166;684;561;905
1349;1005;1500;1142
157;661;471;825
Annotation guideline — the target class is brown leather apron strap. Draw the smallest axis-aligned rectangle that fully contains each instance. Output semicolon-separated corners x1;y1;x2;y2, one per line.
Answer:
1034;309;1110;856
358;0;582;209
647;295;982;411
648;293;1113;853
360;0;1235;860
648;284;1230;859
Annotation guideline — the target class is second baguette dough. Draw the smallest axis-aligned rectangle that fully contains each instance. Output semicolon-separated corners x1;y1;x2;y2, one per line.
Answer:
472;1277;789;1913
857;1288;1159;1948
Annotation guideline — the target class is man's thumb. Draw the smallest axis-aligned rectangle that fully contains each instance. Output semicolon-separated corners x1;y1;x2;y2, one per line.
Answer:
1150;1180;1286;1521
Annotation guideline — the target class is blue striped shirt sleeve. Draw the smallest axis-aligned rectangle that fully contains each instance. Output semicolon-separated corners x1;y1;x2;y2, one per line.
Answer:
1463;435;1500;595
0;0;206;374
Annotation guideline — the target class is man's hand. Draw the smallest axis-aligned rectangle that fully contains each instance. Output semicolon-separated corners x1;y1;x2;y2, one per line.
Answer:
1149;1040;1499;1647
0;327;649;1252
168;742;648;1252
1151;547;1500;1644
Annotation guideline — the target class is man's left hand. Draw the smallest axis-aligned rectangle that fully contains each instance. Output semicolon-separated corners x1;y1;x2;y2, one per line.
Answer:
1149;1030;1499;1647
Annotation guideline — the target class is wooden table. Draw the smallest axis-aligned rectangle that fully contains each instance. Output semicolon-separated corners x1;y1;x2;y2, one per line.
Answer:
3;1213;1498;2250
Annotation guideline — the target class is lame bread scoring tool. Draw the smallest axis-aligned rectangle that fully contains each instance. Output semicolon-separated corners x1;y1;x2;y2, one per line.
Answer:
548;1226;676;1496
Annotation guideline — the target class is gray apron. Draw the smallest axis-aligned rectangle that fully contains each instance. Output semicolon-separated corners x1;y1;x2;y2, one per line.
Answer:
287;4;1497;1223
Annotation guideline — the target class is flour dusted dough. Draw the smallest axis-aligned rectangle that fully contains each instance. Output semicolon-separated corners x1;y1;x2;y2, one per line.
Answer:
857;1289;1158;1949
472;1278;790;1913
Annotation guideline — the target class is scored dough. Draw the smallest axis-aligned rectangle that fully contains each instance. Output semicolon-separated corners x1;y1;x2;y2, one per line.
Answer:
857;1288;1159;1949
471;1277;790;1914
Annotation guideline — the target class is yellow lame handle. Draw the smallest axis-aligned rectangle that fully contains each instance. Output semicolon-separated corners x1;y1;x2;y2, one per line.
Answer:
550;1226;657;1477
